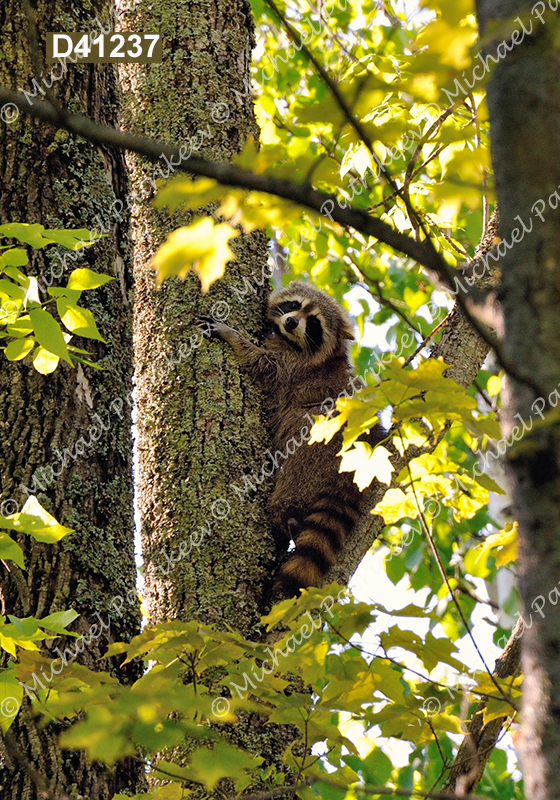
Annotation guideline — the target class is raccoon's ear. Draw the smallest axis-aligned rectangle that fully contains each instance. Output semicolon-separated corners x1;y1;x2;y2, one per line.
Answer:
342;326;355;341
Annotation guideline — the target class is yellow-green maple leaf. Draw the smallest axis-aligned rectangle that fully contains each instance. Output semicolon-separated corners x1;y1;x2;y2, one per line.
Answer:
339;443;394;490
151;219;239;291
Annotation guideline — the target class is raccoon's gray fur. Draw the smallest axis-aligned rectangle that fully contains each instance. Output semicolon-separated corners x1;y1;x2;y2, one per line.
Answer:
206;281;369;594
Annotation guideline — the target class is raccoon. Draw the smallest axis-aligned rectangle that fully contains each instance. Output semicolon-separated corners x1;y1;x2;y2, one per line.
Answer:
205;281;369;595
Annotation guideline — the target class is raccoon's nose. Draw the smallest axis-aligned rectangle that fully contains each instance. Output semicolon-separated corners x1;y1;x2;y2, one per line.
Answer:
285;316;299;331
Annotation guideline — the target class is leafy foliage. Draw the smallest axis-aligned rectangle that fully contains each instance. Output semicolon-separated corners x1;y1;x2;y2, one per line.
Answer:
131;0;522;793
0;494;75;726
2;0;525;796
10;587;520;798
0;223;113;372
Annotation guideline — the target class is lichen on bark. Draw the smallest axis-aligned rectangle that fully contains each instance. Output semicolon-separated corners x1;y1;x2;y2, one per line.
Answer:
0;1;140;797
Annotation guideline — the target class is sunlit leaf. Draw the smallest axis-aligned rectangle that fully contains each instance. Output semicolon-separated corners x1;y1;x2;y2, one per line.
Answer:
29;308;72;364
151;219;240;292
67;268;114;290
57;299;106;342
4;338;35;361
339;442;394;490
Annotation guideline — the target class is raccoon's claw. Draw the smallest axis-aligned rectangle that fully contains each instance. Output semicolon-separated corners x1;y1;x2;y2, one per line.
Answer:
198;316;231;340
198;316;217;336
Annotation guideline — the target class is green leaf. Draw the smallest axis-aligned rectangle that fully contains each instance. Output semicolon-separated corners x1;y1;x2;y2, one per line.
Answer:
422;631;464;673
43;228;101;250
0;223;54;249
343;746;394;786
29;308;72;364
0;670;23;732
0;533;25;568
374;488;418;523
3;267;33;290
32;346;60;374
0;223;100;251
7;316;33;337
185;742;264;790
313;781;347;800
56;299;105;342
47;287;82;303
67;268;114;290
4;338;35;361
154;176;228;213
151;219;240;292
0;248;28;268
6;616;40;637
1;496;73;543
38;610;80;635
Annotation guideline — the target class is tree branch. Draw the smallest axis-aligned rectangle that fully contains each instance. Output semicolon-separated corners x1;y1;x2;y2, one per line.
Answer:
0;87;442;272
0;86;544;396
441;618;522;795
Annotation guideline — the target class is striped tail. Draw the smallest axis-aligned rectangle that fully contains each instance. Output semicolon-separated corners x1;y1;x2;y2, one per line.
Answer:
277;494;359;595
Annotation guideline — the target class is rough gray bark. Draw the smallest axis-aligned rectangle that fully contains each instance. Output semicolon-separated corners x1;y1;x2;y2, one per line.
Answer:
115;0;306;783
116;0;276;638
475;1;560;797
0;2;140;798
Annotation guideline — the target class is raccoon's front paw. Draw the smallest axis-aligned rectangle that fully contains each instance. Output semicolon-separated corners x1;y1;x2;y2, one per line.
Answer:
199;317;231;340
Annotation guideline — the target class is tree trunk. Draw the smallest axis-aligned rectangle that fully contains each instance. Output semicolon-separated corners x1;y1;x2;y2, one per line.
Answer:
475;0;560;796
117;0;275;636
0;2;140;798
116;0;308;782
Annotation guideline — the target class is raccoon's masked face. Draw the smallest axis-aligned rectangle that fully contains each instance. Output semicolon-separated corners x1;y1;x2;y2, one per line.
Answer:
266;285;354;361
267;298;325;355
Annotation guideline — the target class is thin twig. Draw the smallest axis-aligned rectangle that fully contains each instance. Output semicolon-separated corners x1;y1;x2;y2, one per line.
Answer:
329;627;512;706
342;254;424;336
262;0;407;205
426;718;450;768
473;377;495;411
402;311;452;367
401;441;518;713
405;107;455;188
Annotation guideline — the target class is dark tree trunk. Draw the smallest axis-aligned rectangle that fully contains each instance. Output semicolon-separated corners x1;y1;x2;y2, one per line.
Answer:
475;0;560;796
0;2;141;798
